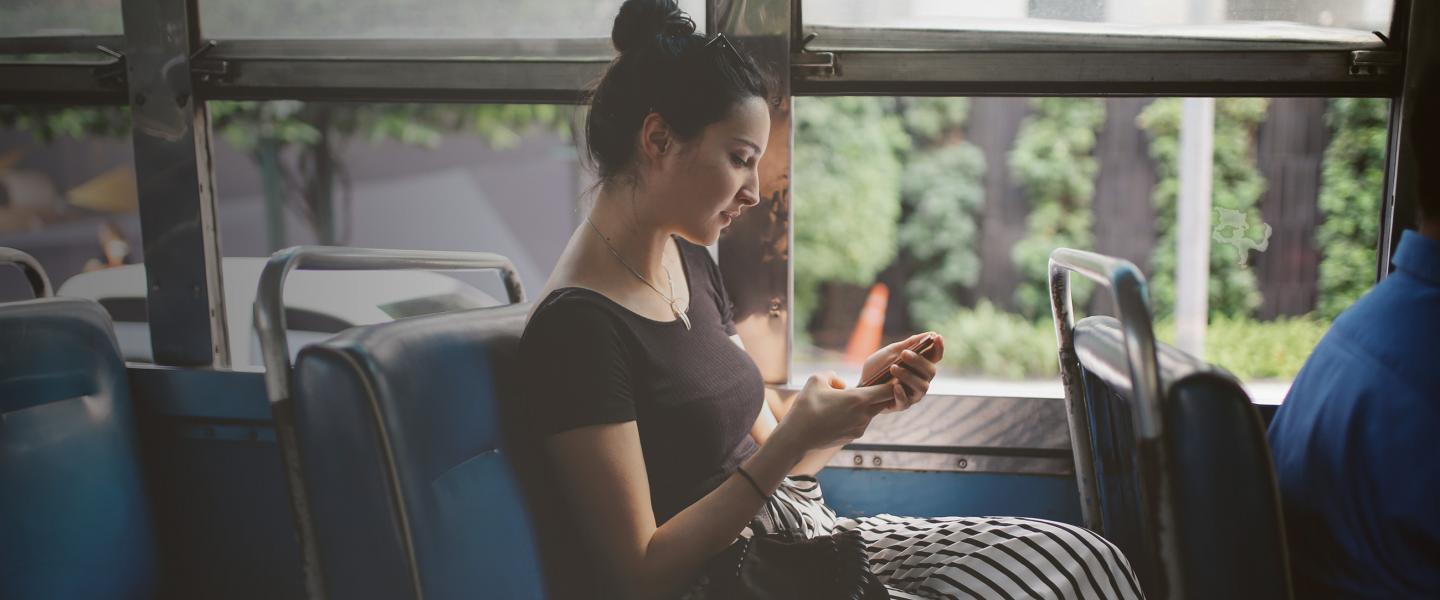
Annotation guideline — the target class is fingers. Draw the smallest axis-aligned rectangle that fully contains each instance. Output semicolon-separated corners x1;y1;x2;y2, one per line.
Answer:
882;332;929;353
853;381;895;403
892;380;912;409
825;371;848;390
888;364;928;400
927;332;946;362
897;349;938;381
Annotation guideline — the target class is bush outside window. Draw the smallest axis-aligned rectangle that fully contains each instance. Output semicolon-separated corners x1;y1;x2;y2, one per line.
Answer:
792;96;1387;400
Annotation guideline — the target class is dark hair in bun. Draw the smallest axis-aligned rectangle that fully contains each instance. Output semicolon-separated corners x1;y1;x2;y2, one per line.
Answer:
585;0;771;181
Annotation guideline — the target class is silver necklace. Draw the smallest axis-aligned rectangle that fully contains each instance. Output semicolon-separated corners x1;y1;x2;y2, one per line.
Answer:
585;217;691;330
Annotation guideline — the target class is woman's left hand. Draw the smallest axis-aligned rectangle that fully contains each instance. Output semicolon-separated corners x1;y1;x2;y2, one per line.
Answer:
857;332;945;413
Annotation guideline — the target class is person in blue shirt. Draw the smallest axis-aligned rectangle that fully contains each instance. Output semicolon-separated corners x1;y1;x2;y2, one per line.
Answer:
1268;64;1440;599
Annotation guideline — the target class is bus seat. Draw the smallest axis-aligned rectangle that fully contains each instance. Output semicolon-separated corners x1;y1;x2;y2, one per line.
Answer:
291;302;548;600
0;297;160;599
1073;316;1291;599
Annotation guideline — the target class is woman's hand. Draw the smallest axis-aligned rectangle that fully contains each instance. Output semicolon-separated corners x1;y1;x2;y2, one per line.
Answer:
770;373;893;453
858;332;946;413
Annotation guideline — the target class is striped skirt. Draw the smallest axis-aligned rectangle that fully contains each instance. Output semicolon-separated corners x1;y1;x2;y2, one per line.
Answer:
735;475;1145;600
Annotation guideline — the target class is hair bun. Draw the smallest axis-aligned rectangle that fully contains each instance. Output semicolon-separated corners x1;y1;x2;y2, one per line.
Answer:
612;0;696;54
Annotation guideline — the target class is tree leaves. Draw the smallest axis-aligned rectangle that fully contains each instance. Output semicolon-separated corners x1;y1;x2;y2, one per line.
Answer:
1316;98;1387;320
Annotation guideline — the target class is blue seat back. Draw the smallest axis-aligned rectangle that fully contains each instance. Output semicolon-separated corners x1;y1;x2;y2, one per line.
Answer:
0;297;160;599
1074;316;1291;599
292;303;546;600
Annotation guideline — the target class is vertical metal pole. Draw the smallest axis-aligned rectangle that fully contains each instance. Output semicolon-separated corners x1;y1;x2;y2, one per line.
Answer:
121;0;230;367
714;0;794;385
1175;98;1214;358
1378;0;1432;279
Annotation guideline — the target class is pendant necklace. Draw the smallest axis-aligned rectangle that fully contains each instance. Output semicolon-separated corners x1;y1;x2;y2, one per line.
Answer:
586;217;691;330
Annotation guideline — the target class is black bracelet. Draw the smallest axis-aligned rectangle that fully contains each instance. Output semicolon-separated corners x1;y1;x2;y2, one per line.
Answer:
735;466;770;500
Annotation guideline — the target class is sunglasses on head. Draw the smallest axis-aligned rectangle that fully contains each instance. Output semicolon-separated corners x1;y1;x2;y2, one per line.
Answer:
705;32;745;64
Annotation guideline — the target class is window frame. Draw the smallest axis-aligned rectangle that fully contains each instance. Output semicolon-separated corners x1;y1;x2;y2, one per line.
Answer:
0;0;1430;464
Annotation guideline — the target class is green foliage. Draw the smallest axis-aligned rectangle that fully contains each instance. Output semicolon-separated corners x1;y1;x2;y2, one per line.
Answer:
930;300;1058;379
0;106;130;141
1138;98;1270;319
1316;98;1387;320
208;102;571;153
1009;98;1106;320
927;308;1327;381
896;98;986;328
5;101;572;245
1157;315;1330;380
792;97;908;326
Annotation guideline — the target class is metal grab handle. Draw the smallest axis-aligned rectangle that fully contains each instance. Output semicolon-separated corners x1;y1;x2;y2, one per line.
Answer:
1047;247;1181;600
255;245;524;402
1048;248;1163;440
253;245;525;600
0;247;54;299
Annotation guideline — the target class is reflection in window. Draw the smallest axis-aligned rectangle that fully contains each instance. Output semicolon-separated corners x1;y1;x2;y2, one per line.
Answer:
200;0;704;40
791;96;1387;402
0;106;136;302
205;101;579;301
0;0;123;37
804;0;1392;38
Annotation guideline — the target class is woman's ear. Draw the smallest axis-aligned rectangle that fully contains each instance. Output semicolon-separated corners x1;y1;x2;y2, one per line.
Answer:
639;112;675;162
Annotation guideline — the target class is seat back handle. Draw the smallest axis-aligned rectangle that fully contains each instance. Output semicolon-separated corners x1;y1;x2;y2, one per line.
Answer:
254;245;525;600
0;247;53;299
1048;247;1183;600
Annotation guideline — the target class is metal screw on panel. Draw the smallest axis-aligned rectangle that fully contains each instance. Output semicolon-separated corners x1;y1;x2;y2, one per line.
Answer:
871;456;882;467
957;458;969;470
853;454;863;466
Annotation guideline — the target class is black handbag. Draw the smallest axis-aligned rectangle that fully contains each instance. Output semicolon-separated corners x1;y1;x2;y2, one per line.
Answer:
685;529;889;600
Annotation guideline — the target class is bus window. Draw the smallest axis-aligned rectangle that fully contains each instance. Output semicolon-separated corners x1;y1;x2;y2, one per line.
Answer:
205;100;579;302
0;0;122;38
199;0;704;39
803;0;1391;40
791;95;1387;407
0;105;136;303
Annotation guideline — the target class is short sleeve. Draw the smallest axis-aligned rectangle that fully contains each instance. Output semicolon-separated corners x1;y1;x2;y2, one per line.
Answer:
697;245;739;337
519;300;637;436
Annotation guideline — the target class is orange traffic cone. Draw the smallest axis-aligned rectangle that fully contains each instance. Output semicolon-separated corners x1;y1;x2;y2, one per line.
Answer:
843;283;888;365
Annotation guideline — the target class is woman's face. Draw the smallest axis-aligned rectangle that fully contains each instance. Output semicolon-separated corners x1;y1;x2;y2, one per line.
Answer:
650;96;770;246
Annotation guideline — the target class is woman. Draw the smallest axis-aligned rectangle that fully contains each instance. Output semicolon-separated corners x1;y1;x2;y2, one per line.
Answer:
519;2;1142;598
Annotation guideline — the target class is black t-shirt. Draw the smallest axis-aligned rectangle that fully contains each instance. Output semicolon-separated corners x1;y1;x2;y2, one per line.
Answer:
519;236;765;524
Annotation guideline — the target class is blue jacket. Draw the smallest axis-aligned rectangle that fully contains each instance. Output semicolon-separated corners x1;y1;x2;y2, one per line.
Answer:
1268;230;1440;598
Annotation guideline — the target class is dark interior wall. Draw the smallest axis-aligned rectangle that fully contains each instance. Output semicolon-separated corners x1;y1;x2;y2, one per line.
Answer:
1253;97;1328;318
1090;98;1161;315
969;98;1034;312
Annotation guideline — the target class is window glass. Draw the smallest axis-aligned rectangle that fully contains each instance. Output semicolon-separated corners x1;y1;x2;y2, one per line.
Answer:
791;95;1389;404
0;105;136;303
803;0;1391;44
0;0;123;37
200;0;704;40
206;101;582;365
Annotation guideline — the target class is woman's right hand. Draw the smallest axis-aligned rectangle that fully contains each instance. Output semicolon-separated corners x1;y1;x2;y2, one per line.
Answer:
771;373;894;452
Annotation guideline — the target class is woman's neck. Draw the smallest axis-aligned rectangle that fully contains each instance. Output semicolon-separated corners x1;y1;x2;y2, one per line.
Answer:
585;183;674;281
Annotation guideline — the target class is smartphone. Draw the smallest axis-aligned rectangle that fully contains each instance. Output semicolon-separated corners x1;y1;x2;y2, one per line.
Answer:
859;334;937;388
